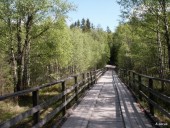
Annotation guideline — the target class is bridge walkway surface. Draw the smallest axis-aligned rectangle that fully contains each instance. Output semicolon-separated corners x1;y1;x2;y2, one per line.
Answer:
60;69;155;128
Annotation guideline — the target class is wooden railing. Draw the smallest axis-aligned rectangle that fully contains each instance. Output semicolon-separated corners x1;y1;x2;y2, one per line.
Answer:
0;68;106;128
118;69;170;122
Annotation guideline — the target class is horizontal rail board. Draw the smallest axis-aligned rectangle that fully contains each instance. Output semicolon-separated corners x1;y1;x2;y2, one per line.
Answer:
148;88;170;104
0;68;105;128
32;93;76;128
130;71;170;83
139;83;170;103
0;80;64;101
0;92;64;128
140;91;170;118
0;82;80;128
118;68;170;123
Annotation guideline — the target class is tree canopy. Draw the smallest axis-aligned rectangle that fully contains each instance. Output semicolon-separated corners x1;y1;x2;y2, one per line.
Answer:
114;0;170;78
0;1;111;94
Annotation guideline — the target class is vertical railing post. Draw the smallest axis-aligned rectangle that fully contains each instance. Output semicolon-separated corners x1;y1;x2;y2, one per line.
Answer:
125;70;128;84
92;70;95;84
94;70;96;84
93;71;95;84
123;69;126;82
128;71;131;87
82;73;85;85
32;90;39;125
121;69;123;79
74;76;78;102
90;71;93;86
132;72;135;91
62;81;66;116
149;78;154;116
121;70;123;79
138;75;142;101
87;72;90;89
82;73;85;92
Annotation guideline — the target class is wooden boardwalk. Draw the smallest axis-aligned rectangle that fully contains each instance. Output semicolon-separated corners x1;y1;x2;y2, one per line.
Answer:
61;70;155;128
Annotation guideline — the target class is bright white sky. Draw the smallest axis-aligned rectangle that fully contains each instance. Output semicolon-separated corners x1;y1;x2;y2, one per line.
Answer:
66;0;121;32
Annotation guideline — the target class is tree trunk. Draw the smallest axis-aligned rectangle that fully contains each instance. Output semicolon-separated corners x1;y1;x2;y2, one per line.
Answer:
22;14;33;89
7;18;17;92
16;18;23;91
161;0;170;70
22;40;30;89
156;11;164;78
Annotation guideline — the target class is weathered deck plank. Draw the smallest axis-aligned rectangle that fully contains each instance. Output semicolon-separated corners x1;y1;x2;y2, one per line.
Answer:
61;70;154;128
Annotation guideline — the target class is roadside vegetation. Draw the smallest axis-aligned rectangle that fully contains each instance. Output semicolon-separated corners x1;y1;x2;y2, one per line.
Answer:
0;0;112;125
116;0;170;125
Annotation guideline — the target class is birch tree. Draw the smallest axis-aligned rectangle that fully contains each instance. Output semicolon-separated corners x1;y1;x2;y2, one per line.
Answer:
0;0;74;91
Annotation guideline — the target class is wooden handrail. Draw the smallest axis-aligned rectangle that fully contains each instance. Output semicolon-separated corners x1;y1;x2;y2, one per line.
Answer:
0;68;105;128
0;80;64;101
118;68;170;122
129;70;170;83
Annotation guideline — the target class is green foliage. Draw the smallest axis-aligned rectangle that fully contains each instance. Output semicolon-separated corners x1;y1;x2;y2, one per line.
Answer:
71;18;93;32
0;0;75;90
116;0;170;77
114;22;160;74
23;17;110;85
0;0;110;92
70;27;110;71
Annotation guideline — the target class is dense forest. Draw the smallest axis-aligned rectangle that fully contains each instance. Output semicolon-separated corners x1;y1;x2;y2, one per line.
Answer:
0;0;170;96
0;0;170;126
114;0;170;79
1;0;170;95
0;0;111;95
114;1;170;124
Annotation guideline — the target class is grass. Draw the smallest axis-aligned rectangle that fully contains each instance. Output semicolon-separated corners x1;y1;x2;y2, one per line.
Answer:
0;73;89;128
0;78;79;126
0;101;29;122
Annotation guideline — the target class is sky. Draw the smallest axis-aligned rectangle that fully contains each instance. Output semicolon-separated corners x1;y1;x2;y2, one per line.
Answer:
66;0;121;32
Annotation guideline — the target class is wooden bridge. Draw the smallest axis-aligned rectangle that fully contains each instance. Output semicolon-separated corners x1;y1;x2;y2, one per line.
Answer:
0;66;169;128
61;70;153;128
